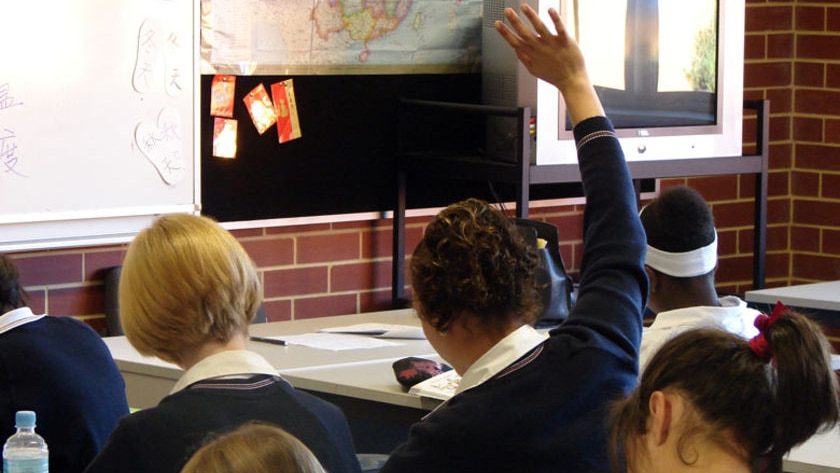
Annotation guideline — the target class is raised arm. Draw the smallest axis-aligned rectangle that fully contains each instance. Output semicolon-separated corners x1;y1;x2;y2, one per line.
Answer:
494;5;603;126
496;4;647;361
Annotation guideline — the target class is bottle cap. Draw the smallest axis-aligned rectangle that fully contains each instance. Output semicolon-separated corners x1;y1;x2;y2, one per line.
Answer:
14;411;35;428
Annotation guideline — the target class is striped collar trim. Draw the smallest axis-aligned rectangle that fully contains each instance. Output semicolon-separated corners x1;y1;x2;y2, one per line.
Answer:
456;325;548;394
494;344;544;380
422;342;546;421
0;307;45;335
171;350;279;394
187;374;280;391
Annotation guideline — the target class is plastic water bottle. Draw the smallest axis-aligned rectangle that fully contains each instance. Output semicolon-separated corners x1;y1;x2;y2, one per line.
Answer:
2;411;48;473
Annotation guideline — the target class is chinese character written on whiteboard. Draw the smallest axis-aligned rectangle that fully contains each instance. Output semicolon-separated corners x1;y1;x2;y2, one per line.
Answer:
0;83;25;177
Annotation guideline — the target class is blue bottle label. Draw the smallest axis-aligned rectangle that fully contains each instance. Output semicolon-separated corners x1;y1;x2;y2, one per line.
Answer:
3;457;49;473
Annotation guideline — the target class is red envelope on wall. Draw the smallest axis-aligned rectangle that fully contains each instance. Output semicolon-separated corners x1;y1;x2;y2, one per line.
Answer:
271;79;302;144
210;75;236;118
243;83;276;135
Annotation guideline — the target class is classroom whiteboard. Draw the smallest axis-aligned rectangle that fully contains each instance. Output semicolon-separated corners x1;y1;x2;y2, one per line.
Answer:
0;0;198;251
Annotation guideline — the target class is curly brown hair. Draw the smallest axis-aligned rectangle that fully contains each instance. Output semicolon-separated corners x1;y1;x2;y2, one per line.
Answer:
409;198;540;332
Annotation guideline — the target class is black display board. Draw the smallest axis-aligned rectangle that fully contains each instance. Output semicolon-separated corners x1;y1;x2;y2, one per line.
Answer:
200;74;591;223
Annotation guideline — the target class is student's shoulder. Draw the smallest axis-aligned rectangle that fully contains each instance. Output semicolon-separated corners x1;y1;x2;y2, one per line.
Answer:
41;314;100;333
287;383;350;421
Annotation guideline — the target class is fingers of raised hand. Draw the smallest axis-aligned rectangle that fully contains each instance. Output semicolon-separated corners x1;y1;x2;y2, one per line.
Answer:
502;7;538;43
520;4;553;39
494;19;521;48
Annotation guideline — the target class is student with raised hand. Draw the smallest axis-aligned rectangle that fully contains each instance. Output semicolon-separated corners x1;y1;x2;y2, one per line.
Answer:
379;5;647;473
84;214;361;473
181;422;326;473
638;185;762;369
0;254;129;473
612;301;840;473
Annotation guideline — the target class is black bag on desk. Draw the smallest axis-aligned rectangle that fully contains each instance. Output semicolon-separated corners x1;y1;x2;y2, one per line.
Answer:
513;218;575;328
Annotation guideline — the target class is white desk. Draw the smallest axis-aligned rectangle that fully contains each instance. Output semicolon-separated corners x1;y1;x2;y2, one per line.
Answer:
784;428;840;473
103;309;441;453
104;308;840;462
745;281;840;312
103;309;441;409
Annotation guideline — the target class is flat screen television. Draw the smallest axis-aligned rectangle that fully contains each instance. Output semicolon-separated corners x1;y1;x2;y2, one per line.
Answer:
482;0;745;165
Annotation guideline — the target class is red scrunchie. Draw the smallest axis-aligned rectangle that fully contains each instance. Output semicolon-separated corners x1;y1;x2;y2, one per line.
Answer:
748;300;787;361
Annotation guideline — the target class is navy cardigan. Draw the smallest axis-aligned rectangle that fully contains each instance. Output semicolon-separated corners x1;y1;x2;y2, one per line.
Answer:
380;117;648;473
0;315;130;473
84;374;362;473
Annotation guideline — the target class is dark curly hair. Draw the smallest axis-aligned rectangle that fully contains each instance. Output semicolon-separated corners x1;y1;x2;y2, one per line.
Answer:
0;254;27;312
640;185;716;253
409;198;540;332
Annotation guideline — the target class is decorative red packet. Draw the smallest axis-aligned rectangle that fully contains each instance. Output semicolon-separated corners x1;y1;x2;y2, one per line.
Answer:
210;75;236;118
271;79;302;144
212;117;238;158
243;83;276;135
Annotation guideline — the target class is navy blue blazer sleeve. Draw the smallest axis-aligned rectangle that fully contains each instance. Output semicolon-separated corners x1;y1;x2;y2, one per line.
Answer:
554;116;648;368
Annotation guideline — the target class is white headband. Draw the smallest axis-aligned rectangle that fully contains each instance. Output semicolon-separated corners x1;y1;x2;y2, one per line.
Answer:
645;232;718;278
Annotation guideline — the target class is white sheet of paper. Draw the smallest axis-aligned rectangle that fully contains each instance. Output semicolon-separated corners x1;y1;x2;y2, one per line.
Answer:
318;323;425;339
280;333;400;351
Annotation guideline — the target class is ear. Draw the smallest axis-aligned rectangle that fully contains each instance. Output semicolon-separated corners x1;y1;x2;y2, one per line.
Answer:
648;390;673;446
644;266;659;294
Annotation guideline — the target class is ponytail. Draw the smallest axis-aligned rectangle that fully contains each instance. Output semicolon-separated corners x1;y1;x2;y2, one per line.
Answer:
758;304;839;457
610;304;840;471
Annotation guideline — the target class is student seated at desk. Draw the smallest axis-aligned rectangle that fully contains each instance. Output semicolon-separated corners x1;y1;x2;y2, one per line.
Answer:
0;254;129;473
84;214;361;473
181;422;326;473
638;185;762;370
380;6;648;473
612;302;840;473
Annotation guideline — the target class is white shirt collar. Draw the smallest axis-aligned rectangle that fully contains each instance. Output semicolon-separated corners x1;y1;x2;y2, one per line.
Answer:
0;307;45;335
640;296;762;371
171;350;279;394
456;324;548;394
647;295;759;337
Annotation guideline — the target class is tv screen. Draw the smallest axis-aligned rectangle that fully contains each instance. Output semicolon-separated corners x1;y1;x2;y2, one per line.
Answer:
534;0;744;165
572;0;717;130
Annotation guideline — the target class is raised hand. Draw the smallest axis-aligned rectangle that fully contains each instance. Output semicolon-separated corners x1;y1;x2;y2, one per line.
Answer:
494;4;604;125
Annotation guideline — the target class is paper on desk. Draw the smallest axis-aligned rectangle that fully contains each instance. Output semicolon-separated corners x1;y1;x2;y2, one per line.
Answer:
318;323;426;340
280;333;400;351
409;369;462;401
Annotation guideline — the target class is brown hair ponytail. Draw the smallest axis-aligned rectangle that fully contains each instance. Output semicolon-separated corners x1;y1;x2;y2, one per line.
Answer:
610;308;839;472
762;310;839;457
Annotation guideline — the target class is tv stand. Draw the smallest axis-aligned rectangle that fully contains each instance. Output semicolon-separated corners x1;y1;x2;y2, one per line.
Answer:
391;98;769;305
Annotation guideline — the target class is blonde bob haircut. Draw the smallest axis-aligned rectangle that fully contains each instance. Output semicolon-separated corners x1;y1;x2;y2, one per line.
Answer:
119;213;261;363
181;422;326;473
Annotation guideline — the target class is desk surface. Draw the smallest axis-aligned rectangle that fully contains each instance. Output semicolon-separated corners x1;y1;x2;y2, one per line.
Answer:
105;308;839;466
104;309;442;410
745;281;840;312
785;427;840;473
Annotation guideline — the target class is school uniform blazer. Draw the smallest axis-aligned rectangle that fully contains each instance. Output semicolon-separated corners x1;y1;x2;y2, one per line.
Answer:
0;313;130;473
380;117;648;473
83;374;362;473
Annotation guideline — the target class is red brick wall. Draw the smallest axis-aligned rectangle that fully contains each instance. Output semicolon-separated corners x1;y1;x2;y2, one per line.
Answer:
4;207;582;334
7;3;840;348
739;0;840;290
